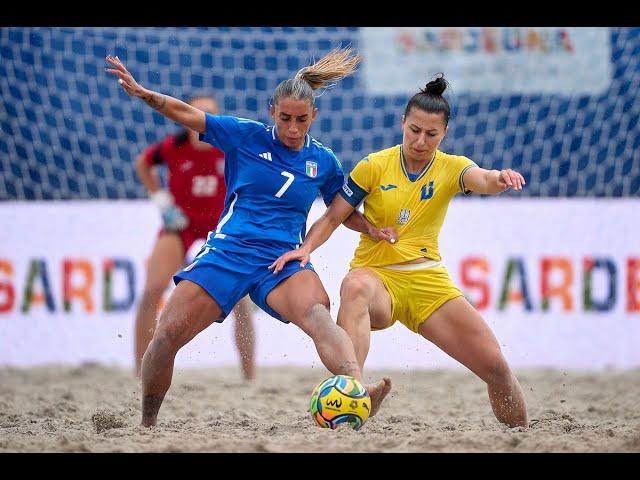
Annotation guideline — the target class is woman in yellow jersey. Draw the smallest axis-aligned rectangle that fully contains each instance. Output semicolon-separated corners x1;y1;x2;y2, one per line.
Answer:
270;73;528;427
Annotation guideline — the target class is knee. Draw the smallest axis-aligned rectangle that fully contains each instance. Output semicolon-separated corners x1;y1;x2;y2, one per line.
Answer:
340;275;373;303
304;299;331;322
147;330;174;357
294;301;333;337
294;288;330;316
151;320;185;356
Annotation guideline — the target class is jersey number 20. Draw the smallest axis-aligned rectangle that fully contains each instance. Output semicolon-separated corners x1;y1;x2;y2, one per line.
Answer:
192;175;219;196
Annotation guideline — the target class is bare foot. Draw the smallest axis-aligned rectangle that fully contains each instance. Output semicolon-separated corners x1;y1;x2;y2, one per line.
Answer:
366;377;392;417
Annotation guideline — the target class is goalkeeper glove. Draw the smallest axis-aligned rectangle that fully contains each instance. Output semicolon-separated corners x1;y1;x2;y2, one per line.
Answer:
151;190;189;231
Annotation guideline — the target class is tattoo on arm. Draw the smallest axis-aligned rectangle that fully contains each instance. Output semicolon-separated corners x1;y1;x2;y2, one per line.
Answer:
143;92;167;111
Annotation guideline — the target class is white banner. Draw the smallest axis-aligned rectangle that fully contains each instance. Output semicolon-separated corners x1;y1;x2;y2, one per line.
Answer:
361;27;612;95
1;199;639;370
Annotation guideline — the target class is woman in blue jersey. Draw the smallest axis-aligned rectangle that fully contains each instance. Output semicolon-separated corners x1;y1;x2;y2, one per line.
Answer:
270;74;529;428
106;48;391;427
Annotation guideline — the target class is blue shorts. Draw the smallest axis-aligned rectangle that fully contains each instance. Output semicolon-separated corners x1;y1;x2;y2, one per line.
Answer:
173;245;316;323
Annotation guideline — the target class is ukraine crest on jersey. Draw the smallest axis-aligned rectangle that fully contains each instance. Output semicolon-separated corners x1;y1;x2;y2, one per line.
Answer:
198;113;345;255
339;144;478;269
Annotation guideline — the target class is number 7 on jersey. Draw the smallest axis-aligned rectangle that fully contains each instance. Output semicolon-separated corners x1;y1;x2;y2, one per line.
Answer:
275;171;295;198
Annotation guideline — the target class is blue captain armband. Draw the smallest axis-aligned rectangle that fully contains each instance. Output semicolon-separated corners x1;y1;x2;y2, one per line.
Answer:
339;176;368;207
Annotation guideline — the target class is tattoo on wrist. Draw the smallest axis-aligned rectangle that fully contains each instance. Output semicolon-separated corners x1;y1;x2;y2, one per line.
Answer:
143;93;167;111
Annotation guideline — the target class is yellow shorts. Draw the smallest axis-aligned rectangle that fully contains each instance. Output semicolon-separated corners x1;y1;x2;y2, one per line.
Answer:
363;263;464;333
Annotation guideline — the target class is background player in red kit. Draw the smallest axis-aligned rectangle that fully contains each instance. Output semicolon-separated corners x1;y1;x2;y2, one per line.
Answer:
133;93;256;380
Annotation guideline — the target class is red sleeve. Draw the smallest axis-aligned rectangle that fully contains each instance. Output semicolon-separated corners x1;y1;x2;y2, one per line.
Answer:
141;135;176;167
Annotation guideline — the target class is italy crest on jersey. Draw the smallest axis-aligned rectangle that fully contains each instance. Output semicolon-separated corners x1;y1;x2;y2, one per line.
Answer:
306;161;318;178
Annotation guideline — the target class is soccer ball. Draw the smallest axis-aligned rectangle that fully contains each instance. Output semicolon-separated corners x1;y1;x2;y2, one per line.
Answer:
309;375;371;430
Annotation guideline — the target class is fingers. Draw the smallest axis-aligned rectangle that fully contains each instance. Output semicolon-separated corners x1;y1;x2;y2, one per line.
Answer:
268;262;282;273
501;169;525;191
513;170;523;190
105;63;127;82
104;68;123;78
106;55;125;68
105;72;133;94
373;227;398;244
268;258;282;271
375;230;390;242
105;55;138;95
268;254;293;274
384;228;398;244
378;231;394;244
518;172;526;187
105;68;126;84
105;55;131;80
500;170;513;189
268;251;310;274
105;55;127;73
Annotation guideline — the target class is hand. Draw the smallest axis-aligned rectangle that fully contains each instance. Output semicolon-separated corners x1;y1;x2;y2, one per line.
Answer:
105;55;147;98
496;169;526;191
367;226;398;244
268;247;311;274
161;205;189;231
151;190;189;231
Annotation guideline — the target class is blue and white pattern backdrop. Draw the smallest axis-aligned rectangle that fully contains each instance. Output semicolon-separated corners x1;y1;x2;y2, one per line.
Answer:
1;27;639;200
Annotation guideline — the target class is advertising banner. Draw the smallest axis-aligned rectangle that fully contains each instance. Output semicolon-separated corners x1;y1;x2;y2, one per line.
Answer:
1;199;638;369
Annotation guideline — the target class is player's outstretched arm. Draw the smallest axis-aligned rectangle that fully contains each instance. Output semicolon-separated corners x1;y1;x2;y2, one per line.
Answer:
463;167;526;195
105;55;206;133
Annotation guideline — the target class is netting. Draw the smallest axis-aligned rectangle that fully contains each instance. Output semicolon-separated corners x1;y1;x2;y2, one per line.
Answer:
1;27;638;200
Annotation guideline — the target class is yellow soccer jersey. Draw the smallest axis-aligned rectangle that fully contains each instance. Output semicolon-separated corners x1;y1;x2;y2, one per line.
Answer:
341;145;477;269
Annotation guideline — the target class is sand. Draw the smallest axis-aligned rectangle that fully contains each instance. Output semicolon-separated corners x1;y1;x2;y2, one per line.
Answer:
1;363;638;452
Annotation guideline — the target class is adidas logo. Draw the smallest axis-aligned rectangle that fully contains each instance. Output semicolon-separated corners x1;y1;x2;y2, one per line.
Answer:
258;152;272;161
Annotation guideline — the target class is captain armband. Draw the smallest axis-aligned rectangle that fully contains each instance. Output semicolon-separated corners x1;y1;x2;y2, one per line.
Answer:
339;176;368;207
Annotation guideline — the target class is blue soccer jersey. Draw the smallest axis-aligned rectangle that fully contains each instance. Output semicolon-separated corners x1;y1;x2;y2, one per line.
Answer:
199;113;345;255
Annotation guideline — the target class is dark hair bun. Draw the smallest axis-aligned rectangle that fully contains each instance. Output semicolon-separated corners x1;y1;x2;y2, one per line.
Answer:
421;73;448;96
